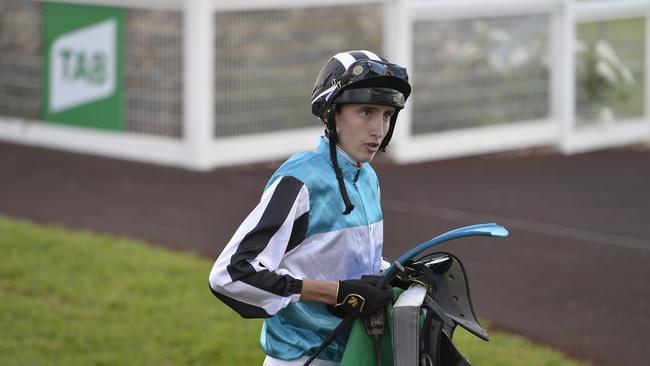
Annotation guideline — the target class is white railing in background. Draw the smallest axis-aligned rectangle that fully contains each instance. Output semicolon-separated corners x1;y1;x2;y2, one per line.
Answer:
388;0;562;163
563;0;650;154
0;0;648;170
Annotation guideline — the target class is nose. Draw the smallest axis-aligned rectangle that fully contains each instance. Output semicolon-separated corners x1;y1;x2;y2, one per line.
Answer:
370;115;387;138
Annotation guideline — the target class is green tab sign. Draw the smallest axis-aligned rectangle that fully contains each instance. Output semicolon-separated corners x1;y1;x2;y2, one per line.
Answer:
43;2;124;130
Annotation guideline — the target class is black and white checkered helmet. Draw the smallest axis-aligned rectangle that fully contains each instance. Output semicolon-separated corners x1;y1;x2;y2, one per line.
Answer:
310;50;411;149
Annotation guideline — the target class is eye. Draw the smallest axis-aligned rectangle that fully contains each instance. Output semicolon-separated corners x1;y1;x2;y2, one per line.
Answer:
360;108;372;118
384;111;394;120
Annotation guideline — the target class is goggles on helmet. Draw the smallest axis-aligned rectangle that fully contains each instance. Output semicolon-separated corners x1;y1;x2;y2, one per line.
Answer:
337;59;409;90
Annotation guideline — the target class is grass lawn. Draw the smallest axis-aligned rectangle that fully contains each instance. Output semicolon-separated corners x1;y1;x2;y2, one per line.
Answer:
0;215;588;365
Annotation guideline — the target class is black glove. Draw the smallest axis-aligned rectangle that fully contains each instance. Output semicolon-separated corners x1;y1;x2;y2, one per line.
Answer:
389;260;439;294
333;275;393;319
389;262;423;290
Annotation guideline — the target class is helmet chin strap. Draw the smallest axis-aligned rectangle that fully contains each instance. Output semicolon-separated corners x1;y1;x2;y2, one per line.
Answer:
325;108;355;215
379;108;401;151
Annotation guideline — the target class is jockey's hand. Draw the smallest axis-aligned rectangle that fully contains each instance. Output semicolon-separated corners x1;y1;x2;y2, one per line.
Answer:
389;260;441;294
333;276;393;319
389;263;422;290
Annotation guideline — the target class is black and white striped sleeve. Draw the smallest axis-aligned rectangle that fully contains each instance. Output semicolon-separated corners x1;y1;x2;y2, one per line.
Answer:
208;176;309;318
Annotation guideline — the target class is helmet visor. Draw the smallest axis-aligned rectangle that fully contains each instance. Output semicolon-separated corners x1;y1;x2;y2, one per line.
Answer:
334;87;405;108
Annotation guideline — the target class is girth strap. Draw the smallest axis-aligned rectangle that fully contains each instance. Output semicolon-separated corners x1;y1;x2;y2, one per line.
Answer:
364;310;385;366
391;285;427;366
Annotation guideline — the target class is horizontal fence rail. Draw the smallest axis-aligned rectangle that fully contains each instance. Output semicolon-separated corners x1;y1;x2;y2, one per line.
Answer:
0;0;648;170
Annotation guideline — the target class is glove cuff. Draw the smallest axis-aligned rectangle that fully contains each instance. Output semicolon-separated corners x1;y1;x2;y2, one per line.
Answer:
336;293;366;314
335;281;366;314
335;281;340;304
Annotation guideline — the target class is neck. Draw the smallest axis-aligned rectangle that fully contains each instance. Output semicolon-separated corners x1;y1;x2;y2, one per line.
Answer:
322;136;363;165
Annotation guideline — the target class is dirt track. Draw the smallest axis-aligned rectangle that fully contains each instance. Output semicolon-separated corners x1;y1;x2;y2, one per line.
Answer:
1;141;649;365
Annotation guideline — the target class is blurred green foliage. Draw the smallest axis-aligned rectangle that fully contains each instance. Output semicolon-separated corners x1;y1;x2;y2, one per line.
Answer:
577;18;645;121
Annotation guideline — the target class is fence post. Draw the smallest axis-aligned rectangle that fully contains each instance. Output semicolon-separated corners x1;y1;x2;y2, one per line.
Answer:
183;0;214;170
555;0;576;154
646;12;650;143
384;0;412;160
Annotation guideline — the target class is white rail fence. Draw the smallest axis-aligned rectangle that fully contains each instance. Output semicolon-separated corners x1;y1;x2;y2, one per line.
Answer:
0;0;648;170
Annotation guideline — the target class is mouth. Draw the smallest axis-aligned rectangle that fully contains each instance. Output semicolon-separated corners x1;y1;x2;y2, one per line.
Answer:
365;142;380;152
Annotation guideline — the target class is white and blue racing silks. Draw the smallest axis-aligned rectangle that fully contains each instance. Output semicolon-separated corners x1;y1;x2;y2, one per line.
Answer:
209;136;389;363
